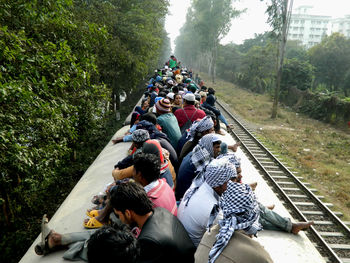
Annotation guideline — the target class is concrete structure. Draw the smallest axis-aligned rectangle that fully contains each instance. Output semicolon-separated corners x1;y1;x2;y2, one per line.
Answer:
288;6;350;48
332;15;350;38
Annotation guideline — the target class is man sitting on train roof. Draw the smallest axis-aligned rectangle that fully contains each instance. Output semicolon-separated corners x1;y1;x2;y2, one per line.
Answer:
88;224;139;263
155;98;182;149
177;116;215;161
112;139;175;189
174;92;206;133
176;134;222;200
35;182;195;263
132;152;177;216
112;182;195;263
177;158;234;247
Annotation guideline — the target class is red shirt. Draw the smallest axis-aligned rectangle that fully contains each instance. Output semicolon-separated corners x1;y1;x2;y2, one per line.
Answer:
174;105;206;128
147;179;178;216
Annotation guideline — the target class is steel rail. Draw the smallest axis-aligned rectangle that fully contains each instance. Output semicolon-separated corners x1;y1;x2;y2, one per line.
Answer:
216;99;350;263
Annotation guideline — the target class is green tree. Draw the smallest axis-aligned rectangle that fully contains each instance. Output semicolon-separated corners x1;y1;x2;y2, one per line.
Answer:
281;58;314;91
308;32;350;94
175;0;242;82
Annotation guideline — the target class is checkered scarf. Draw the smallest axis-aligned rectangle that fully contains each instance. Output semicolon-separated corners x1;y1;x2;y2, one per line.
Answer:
187;116;214;141
208;181;262;263
183;158;233;207
191;134;220;173
217;153;241;168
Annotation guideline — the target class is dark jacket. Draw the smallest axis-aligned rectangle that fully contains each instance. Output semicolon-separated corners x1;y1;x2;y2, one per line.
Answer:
138;207;195;263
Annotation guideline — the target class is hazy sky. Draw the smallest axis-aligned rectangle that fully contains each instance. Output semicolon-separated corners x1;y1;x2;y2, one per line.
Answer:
165;0;350;51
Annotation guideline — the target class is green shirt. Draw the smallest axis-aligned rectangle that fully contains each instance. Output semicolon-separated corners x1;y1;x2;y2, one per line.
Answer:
157;113;182;149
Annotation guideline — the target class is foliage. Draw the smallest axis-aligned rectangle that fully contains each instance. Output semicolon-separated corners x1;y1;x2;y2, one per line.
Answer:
175;0;242;81
281;58;314;91
308;33;350;95
285;40;308;61
0;0;169;262
237;31;274;53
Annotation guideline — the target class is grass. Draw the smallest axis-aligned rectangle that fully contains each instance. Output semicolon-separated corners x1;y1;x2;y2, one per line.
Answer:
202;73;350;220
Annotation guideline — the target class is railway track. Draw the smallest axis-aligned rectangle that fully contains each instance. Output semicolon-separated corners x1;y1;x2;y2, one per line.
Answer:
216;100;350;263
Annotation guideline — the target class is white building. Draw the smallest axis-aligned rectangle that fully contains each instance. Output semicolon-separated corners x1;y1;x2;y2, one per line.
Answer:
288;6;350;48
331;15;350;38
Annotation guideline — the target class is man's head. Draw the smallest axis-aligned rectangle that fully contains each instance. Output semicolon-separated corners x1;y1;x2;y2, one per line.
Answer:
204;158;236;196
133;153;160;185
198;134;221;158
132;129;150;148
155;98;171;115
111;182;153;225
188;116;214;140
139;112;157;126
183;92;195;106
87;224;139;263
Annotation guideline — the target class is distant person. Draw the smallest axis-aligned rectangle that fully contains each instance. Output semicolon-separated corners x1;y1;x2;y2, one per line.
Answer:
168;55;178;69
174;93;206;133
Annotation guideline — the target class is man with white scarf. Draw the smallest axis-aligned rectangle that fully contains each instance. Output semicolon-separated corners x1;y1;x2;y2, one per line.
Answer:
176;133;221;200
177;158;236;247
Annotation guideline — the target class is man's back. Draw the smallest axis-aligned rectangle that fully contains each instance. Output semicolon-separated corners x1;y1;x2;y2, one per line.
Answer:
138;207;195;263
157;113;181;148
174;105;206;128
177;182;220;247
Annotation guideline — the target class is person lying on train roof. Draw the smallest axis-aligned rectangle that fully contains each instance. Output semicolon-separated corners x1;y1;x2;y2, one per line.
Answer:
176;134;222;200
155;98;182;149
35;182;195;263
177;158;235;247
112;111;141;144
113;129;150;171
35;214;140;262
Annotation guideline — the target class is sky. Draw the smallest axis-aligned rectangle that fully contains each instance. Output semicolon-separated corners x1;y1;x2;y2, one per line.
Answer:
164;0;350;51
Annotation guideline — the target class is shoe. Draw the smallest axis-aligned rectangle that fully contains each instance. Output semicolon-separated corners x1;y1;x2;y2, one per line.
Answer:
86;209;100;218
83;217;103;229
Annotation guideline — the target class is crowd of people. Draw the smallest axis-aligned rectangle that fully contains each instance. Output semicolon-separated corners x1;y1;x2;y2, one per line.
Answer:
34;56;314;263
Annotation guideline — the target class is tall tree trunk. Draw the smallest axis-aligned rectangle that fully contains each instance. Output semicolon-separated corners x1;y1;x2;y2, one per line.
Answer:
271;0;293;118
211;43;217;83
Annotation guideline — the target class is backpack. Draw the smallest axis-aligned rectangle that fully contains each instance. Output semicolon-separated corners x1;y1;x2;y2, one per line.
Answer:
180;108;198;134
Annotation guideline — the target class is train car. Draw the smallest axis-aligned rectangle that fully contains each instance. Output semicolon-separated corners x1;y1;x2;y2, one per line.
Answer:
20;97;327;263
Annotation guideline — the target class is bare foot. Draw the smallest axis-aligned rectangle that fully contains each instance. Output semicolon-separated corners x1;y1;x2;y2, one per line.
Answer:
48;230;62;248
266;204;275;210
228;142;241;152
291;221;314;234
249;182;257;191
216;129;225;135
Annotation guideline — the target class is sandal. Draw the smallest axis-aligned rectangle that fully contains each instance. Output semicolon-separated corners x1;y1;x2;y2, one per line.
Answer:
34;214;61;255
83;217;103;229
86;209;100;218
